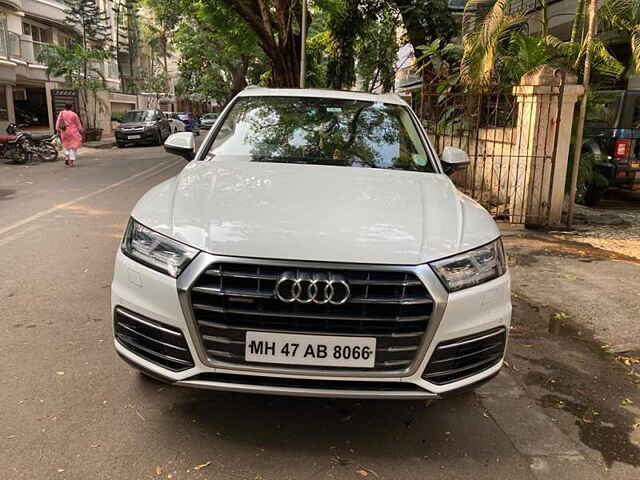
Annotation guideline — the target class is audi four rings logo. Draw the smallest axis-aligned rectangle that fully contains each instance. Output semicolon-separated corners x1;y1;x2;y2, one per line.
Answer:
275;271;351;305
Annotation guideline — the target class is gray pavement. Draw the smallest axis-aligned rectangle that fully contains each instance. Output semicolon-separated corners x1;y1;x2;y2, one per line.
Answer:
0;147;629;479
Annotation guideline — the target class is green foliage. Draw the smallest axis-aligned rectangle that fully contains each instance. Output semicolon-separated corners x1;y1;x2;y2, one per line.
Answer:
39;43;110;128
63;0;110;47
600;0;640;75
356;8;400;92
458;0;624;90
170;0;267;105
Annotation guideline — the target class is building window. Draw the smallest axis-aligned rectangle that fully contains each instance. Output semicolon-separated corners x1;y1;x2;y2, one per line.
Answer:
23;22;53;44
0;13;8;58
0;86;8;121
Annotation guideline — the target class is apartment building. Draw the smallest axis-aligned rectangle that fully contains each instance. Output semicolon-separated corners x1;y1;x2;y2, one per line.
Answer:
0;0;122;133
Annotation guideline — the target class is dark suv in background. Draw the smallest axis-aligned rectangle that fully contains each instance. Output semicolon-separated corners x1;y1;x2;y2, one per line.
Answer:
115;110;172;147
583;90;640;204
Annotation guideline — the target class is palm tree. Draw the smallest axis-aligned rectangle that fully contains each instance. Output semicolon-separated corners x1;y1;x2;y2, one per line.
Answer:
460;0;526;89
461;0;624;89
600;0;640;75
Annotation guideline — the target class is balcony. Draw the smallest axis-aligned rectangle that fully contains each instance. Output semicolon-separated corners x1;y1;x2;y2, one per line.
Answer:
2;33;52;65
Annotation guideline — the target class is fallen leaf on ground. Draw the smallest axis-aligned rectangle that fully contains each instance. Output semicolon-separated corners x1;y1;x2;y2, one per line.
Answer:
563;274;577;280
356;467;379;478
56;371;65;376
156;466;161;475
621;398;634;406
552;312;570;321
193;461;211;471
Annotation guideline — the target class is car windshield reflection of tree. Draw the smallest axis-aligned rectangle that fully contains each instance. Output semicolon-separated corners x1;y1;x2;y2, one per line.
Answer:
209;97;432;172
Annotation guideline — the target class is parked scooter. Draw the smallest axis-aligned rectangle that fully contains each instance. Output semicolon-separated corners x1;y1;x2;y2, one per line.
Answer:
0;124;33;164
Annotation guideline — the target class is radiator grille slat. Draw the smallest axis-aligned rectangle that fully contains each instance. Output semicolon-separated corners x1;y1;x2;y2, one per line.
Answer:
189;262;433;372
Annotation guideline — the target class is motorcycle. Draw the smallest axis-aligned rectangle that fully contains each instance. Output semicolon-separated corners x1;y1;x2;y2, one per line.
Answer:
24;132;59;162
0;124;33;164
1;124;58;163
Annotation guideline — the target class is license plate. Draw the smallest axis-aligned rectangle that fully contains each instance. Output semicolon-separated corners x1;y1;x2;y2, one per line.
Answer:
128;135;141;140
245;332;376;368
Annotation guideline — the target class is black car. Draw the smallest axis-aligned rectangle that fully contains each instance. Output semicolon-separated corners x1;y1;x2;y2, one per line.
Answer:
583;90;640;204
115;110;172;147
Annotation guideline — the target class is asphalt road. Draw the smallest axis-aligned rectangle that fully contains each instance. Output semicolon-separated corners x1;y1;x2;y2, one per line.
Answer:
0;146;625;479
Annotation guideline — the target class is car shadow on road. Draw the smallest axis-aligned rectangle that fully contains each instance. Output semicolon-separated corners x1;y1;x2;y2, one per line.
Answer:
134;375;511;465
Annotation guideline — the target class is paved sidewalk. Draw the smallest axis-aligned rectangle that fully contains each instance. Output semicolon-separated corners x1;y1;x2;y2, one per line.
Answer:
550;204;640;260
82;136;116;150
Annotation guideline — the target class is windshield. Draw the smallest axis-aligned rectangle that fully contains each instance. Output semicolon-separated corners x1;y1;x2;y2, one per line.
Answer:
203;113;218;120
122;111;156;123
206;96;434;172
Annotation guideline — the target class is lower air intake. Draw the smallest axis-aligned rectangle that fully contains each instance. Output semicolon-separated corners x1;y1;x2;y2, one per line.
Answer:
422;327;506;384
114;307;194;371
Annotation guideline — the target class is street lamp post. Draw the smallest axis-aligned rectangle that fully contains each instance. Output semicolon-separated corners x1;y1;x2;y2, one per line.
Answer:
300;0;307;88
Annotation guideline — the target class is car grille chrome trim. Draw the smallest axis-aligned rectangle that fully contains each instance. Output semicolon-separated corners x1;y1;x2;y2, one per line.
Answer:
177;254;449;378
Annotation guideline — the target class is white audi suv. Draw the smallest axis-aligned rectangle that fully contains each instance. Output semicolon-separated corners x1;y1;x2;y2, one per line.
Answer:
111;88;511;399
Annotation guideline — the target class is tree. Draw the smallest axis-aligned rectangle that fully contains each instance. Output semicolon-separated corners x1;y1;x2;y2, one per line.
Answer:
142;0;182;89
355;8;400;92
207;0;305;87
113;0;141;93
39;44;110;130
63;0;110;80
392;0;456;60
171;1;267;105
40;1;111;129
600;0;640;76
460;0;623;90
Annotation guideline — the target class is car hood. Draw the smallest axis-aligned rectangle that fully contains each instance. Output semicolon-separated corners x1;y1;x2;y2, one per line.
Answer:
132;160;500;265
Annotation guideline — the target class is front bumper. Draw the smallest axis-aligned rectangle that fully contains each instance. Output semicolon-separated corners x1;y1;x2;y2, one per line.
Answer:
111;251;511;399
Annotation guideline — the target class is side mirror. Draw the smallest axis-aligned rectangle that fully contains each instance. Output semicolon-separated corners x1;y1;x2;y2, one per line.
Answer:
164;132;195;161
441;146;470;175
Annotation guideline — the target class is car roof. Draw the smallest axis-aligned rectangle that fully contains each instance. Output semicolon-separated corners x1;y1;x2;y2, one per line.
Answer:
237;87;407;106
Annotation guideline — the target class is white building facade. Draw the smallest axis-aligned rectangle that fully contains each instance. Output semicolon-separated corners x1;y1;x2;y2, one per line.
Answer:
0;0;121;133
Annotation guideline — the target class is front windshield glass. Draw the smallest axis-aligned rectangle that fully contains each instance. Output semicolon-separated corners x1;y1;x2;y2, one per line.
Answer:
206;96;434;172
203;113;218;120
122;110;155;123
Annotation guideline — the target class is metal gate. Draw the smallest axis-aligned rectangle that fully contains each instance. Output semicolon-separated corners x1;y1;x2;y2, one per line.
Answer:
51;89;79;122
418;83;565;226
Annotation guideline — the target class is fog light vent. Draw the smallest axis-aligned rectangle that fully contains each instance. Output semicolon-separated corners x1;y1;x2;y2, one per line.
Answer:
114;307;194;371
423;327;506;384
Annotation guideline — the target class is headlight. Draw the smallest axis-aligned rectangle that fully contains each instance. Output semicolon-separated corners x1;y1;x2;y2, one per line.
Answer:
430;239;506;292
121;219;198;277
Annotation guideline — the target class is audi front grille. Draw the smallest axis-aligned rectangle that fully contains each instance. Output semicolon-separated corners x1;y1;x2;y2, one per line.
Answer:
187;262;434;372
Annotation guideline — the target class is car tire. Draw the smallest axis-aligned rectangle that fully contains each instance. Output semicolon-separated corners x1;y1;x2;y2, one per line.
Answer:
584;182;604;207
117;142;125;148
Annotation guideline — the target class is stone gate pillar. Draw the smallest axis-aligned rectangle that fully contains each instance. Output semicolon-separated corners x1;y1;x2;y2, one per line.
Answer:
511;67;583;227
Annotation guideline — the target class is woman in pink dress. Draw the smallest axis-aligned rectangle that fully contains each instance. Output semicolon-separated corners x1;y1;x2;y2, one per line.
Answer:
55;104;84;167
